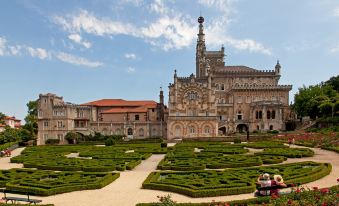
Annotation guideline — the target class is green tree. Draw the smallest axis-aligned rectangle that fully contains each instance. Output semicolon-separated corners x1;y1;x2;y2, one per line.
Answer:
0;112;5;124
65;132;81;144
23;100;38;139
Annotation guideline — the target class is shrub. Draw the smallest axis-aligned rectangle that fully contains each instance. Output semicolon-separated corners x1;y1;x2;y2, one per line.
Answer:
45;139;60;145
104;138;116;146
233;138;241;144
161;142;167;148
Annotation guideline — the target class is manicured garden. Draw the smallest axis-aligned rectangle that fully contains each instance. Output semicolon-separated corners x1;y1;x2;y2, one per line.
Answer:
143;161;332;197
0;168;119;196
157;141;308;171
10;143;167;172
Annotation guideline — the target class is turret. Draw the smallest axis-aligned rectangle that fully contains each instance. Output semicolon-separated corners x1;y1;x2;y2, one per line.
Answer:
159;87;164;105
275;60;281;75
196;16;206;78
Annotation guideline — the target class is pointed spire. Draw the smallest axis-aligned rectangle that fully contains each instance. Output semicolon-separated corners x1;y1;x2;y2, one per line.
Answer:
275;60;281;69
197;16;205;42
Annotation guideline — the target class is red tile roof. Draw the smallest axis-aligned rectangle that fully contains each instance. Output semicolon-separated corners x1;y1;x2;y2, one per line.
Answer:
101;106;149;114
82;99;158;107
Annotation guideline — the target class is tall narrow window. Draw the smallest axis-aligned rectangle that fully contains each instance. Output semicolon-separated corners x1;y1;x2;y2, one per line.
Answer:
259;111;263;119
267;111;271;119
255;111;259;119
135;115;139;121
272;110;276;119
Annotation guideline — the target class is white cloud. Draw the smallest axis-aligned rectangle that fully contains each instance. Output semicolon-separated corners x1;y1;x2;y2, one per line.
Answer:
56;52;103;68
9;46;22;56
52;4;270;54
124;53;137;59
53;10;140;37
330;44;339;53
127;66;136;73
68;34;92;48
0;37;7;56
334;7;339;16
149;0;168;14
26;47;49;59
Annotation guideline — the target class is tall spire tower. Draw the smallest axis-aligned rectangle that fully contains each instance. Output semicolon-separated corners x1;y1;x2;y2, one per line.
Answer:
196;16;206;78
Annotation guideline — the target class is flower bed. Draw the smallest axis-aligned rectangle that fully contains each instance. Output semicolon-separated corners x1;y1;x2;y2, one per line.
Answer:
143;161;331;197
0;168;119;196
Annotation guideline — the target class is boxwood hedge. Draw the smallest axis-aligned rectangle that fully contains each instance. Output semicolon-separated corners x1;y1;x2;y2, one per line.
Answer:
255;148;315;158
0;168;119;196
11;143;166;172
144;161;331;197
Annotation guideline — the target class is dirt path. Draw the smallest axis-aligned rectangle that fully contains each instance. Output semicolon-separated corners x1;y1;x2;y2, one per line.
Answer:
0;145;338;206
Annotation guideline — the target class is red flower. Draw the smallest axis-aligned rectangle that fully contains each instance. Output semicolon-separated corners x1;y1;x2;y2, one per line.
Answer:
271;194;279;199
320;188;329;194
296;188;301;193
288;199;293;205
322;203;327;206
313;186;318;190
337;178;339;183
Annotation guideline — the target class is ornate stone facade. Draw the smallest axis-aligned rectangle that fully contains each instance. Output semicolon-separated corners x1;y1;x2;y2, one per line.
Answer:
167;16;292;140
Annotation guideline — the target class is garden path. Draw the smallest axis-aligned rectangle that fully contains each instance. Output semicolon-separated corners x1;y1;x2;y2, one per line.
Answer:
0;147;24;169
0;145;338;206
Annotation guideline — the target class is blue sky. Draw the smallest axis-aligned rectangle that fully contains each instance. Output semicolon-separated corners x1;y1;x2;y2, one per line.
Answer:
0;0;338;122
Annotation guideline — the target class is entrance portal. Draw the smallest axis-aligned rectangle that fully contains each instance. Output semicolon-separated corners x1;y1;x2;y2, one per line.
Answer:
236;124;248;133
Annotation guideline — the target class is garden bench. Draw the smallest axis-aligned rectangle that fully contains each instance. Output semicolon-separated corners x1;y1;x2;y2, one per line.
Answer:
1;188;42;205
255;183;294;196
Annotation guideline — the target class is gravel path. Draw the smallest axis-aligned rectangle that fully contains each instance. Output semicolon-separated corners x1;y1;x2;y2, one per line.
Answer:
0;145;338;206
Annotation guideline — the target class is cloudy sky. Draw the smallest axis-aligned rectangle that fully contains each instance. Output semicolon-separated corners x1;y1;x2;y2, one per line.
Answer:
0;0;338;121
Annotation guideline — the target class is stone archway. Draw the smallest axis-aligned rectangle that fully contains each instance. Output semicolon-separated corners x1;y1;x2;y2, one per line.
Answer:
218;126;226;136
127;128;133;135
236;124;248;133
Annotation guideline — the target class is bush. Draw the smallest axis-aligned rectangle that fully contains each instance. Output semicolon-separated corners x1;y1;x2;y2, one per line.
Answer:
233;138;241;144
45;139;60;145
161;142;167;148
104;138;116;146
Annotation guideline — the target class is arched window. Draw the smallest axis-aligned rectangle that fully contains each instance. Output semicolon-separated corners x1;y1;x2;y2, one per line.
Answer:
256;111;259;119
267;111;271;119
139;128;144;137
221;84;225;90
189;126;196;134
272;110;276;119
269;125;273;130
175;125;181;137
115;128;121;135
127;128;133;135
204;126;210;134
257;125;260;130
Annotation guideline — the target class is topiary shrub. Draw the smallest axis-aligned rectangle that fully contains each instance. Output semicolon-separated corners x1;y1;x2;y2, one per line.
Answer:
45;139;60;145
234;138;241;144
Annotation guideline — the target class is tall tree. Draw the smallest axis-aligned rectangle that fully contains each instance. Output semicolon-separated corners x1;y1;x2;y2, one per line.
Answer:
23;100;38;138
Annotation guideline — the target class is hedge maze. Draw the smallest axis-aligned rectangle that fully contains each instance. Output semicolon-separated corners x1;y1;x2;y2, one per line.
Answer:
157;142;297;171
2;140;327;198
0;168;119;196
11;143;167;172
144;161;332;197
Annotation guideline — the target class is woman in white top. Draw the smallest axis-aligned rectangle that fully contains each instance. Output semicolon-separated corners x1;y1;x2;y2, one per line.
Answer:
257;173;272;196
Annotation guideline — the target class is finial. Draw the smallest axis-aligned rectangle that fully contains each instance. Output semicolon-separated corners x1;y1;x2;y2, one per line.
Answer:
275;60;281;68
160;86;162;91
174;69;177;74
198;16;204;24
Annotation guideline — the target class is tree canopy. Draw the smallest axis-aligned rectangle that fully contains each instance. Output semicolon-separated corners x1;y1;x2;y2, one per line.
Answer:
294;75;339;119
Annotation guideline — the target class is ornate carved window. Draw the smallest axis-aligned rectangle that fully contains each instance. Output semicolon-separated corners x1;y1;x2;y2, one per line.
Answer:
186;91;198;100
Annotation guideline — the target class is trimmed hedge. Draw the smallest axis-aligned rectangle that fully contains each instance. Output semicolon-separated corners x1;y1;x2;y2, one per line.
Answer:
11;143;166;172
0;141;19;151
244;141;288;149
0;168;119;196
143;161;331;197
255;148;315;158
